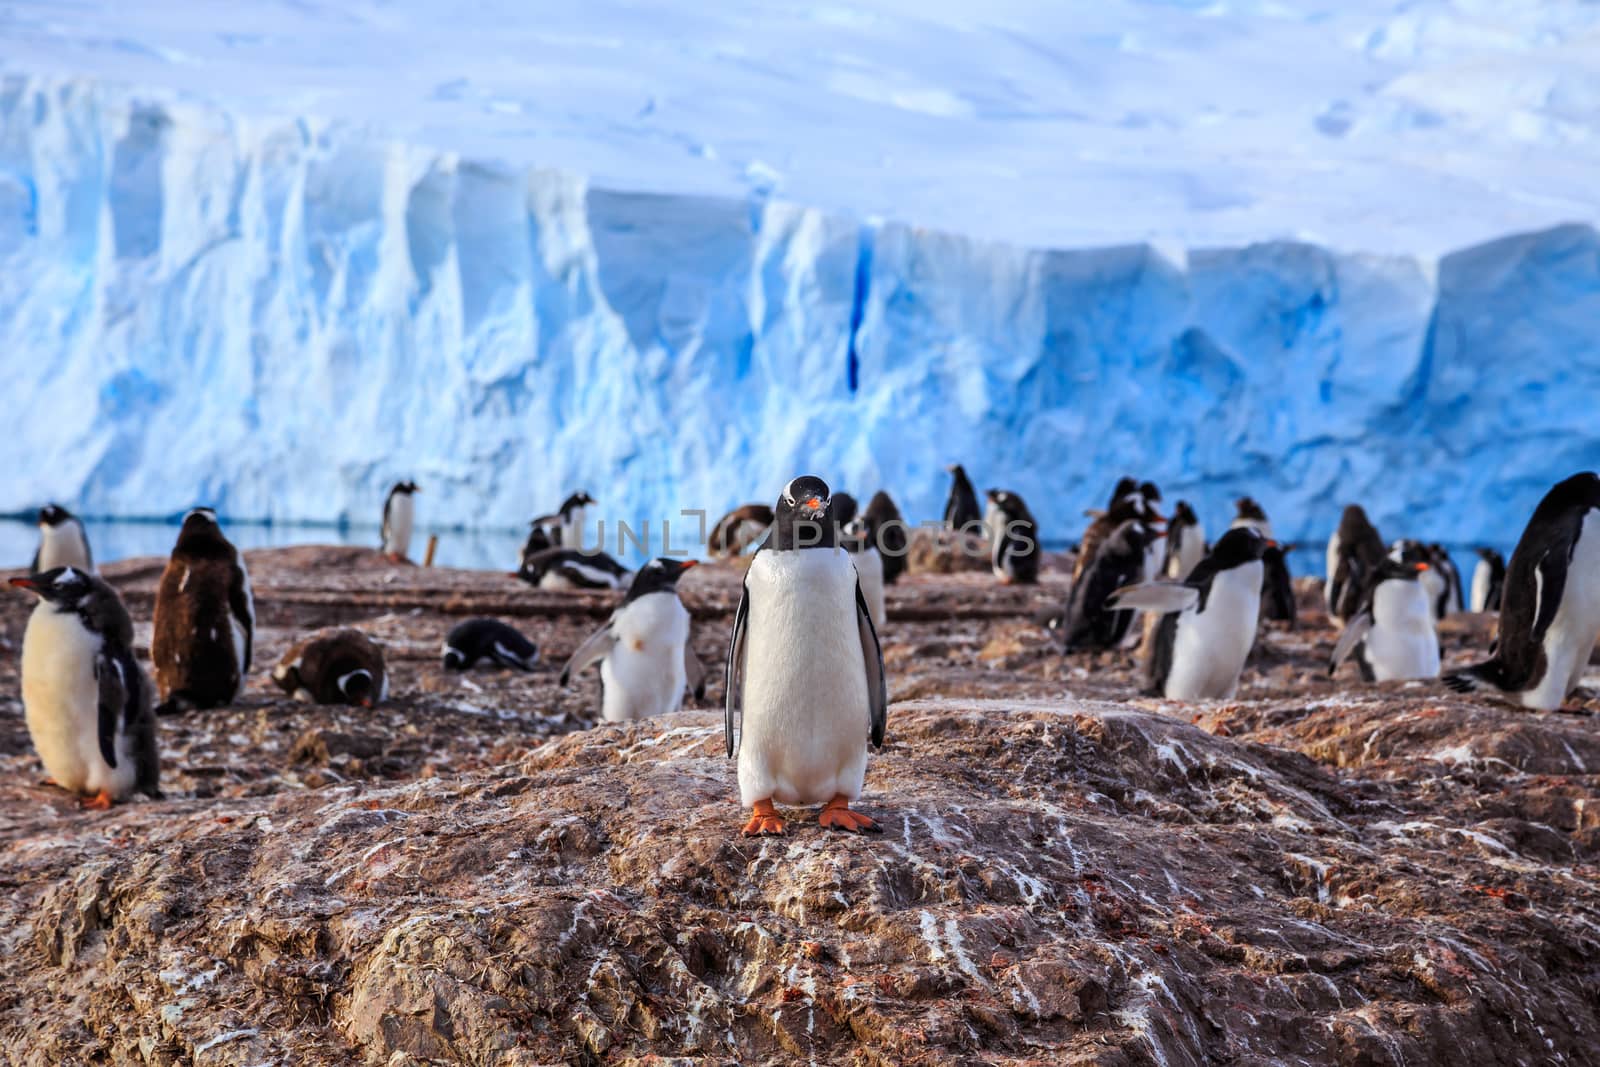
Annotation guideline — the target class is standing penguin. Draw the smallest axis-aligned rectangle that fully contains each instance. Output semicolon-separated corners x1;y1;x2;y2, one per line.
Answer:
943;465;982;534
152;508;255;714
843;513;887;632
1261;543;1297;628
560;558;705;722
1062;512;1158;651
1106;527;1268;700
530;492;595;551
862;491;909;585
1329;557;1439;682
725;476;887;835
1326;505;1388;625
1446;473;1600;710
1231;497;1274;539
382;481;420;561
987;489;1040;585
10;567;159;808
1428;544;1464;617
442;619;541;672
272;630;388;707
1391;540;1448;622
1470;548;1506;613
708;504;774;559
1163;501;1206;580
32;505;94;573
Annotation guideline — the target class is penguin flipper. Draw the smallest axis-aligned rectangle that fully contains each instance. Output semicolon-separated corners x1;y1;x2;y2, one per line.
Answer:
1105;582;1200;615
94;648;133;770
856;583;887;749
228;566;254;673
684;643;706;702
559;622;616;687
1329;612;1373;675
724;580;751;758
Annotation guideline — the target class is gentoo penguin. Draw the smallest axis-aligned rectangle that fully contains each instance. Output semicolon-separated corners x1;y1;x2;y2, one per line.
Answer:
272;630;388;707
1446;473;1600;710
943;465;982;534
10;567;159;808
1073;494;1164;588
530;492;595;551
1062;512;1158;651
381;481;419;561
1429;544;1464;617
32;505;94;573
831;493;859;528
709;504;774;559
1329;557;1439;682
442;619;540;671
517;547;632;591
862;491;908;584
1390;540;1449;622
986;489;1040;585
1470;548;1506;613
559;558;704;721
152;509;255;714
843;513;887;632
1163;501;1206;581
1326;505;1387;625
725;476;887;836
520;522;555;568
1106;527;1268;700
1231;497;1273;539
1261;543;1297;628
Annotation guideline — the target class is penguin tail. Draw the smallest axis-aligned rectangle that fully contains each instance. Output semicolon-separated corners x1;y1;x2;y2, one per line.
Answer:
1443;661;1506;695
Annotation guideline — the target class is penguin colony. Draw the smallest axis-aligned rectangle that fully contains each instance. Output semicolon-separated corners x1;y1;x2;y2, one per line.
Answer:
7;468;1594;836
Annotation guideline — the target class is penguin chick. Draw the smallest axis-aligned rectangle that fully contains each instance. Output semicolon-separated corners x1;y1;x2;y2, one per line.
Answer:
560;558;704;721
443;619;540;672
152;508;254;714
33;504;94;574
725;476;887;836
273;629;389;707
11;567;159;808
1326;505;1387;626
1163;501;1206;581
382;480;420;561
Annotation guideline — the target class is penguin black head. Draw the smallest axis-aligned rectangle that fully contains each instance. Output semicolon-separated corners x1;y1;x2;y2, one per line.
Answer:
38;504;74;526
1476;546;1503;564
1109;476;1139;508
945;464;966;476
173;508;237;559
1171;500;1198;527
1139;481;1162;504
1235;497;1268;522
10;566;95;610
391;480;420;496
831;492;859;528
771;476;833;550
1208;527;1270;570
1390;538;1428;566
1376;556;1428;583
336;668;376;708
625;557;699;601
559;491;594;515
986;489;1033;520
443;647;467;670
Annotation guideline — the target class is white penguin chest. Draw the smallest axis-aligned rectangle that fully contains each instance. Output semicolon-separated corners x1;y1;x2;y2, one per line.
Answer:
600;592;690;721
385;496;414;553
1534;510;1600;700
38;523;92;572
851;547;886;631
1167;562;1261;698
21;606;113;791
1470;561;1493;613
1366;580;1438;680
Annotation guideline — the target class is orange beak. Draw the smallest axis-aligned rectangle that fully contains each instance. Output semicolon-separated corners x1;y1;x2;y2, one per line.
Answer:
805;496;822;509
8;576;36;590
1266;539;1280;549
681;560;699;569
1415;562;1430;572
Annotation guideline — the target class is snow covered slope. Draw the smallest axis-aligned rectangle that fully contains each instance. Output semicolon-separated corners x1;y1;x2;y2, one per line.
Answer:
3;75;1597;553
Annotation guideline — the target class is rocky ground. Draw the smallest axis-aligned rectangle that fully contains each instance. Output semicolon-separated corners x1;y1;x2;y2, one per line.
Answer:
0;545;1597;1066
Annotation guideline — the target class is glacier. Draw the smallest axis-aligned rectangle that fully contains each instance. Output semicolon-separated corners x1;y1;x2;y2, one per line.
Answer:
2;75;1600;560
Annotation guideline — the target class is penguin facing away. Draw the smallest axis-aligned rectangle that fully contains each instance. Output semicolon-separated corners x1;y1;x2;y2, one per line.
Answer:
1429;543;1464;617
1163;500;1206;581
725;475;887;836
442;619;540;671
382;481;420;560
1231;497;1273;539
1261;543;1297;628
1063;509;1158;651
560;558;704;722
33;505;94;574
708;504;774;559
1446;472;1600;710
943;465;982;533
1470;548;1506;613
10;567;159;808
1107;527;1268;700
862;491;909;585
273;630;389;707
987;489;1040;585
518;547;633;591
152;508;255;714
1330;557;1439;682
1326;505;1387;625
530;491;595;551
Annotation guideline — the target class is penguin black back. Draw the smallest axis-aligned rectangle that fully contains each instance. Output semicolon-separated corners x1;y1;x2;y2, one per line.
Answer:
443;618;540;671
943;465;981;531
987;489;1040;585
152;509;254;713
862;491;908;584
1329;505;1387;622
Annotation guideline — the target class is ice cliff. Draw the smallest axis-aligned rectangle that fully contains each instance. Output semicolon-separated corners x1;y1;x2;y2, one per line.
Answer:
2;76;1598;553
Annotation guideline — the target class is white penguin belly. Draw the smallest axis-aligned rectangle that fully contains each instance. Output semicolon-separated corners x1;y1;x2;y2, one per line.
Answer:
21;607;136;797
599;593;689;722
1323;532;1341;611
385;496;414;556
561;507;586;550
1365;581;1439;681
851;547;886;632
1163;562;1261;700
1470;562;1493;614
37;523;93;572
738;548;871;808
1524;510;1600;709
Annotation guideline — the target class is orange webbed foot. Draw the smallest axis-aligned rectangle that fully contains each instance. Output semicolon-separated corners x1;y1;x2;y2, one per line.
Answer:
80;790;114;811
818;795;881;834
742;798;786;836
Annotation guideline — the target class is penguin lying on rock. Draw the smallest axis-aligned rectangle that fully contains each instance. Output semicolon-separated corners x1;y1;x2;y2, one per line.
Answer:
273;630;389;707
443;619;540;672
518;547;632;591
725;476;887;836
11;567;160;808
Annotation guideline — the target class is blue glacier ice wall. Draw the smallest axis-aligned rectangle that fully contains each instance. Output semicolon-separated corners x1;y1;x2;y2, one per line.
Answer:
2;76;1599;558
